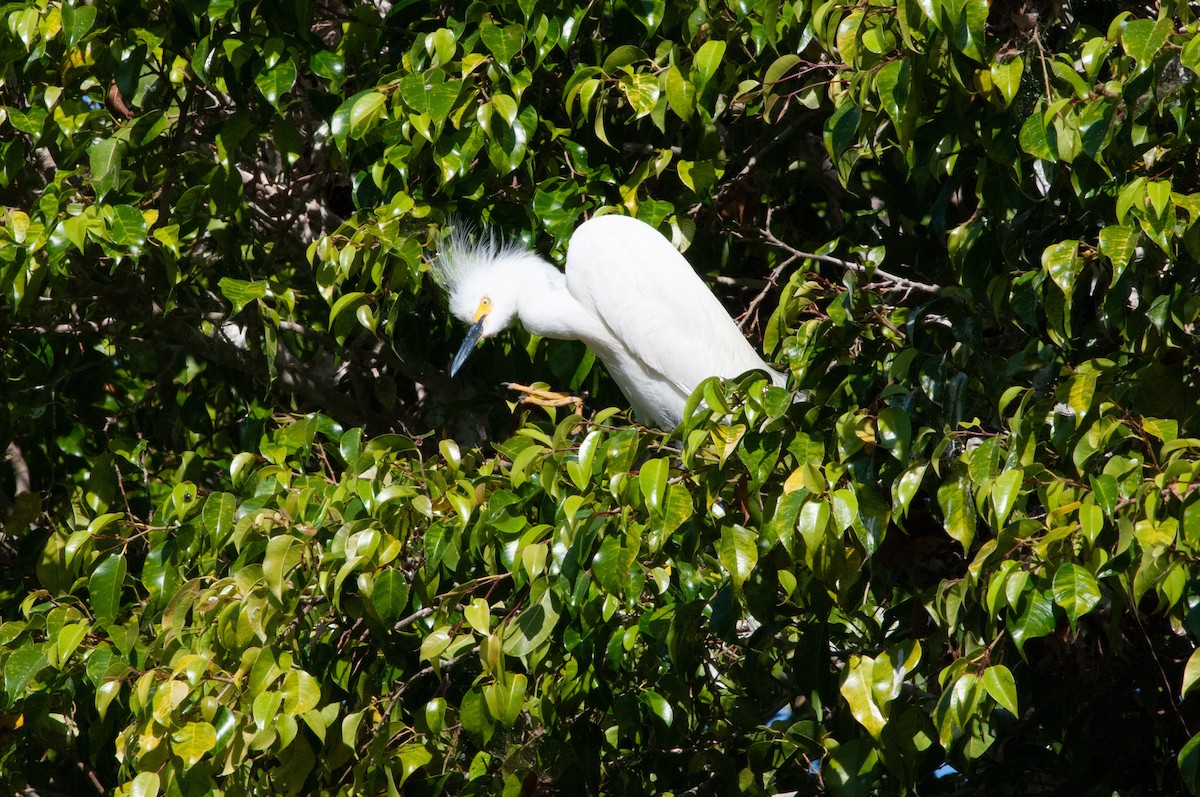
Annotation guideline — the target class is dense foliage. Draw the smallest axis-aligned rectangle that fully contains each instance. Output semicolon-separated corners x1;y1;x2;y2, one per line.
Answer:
3;0;1200;794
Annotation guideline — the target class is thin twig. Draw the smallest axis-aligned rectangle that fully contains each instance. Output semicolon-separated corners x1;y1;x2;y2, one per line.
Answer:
756;215;942;297
392;605;435;633
736;254;799;331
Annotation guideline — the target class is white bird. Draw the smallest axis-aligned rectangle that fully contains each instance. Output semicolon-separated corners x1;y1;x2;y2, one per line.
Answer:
433;214;787;428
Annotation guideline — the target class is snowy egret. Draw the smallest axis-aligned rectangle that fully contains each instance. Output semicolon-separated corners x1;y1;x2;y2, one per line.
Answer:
433;214;787;428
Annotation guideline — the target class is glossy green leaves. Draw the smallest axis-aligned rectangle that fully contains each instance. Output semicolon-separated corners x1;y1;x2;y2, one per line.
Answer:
4;0;1200;794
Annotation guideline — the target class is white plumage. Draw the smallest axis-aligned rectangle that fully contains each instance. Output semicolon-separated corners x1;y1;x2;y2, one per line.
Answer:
433;214;786;428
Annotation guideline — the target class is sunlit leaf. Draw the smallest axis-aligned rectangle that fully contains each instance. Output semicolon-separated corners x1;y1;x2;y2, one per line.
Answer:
938;472;975;553
592;537;635;595
639;457;668;515
719;524;757;590
89;138;121;200
983;665;1019;716
841;655;887;738
1041;239;1081;295
1121;17;1171;72
692;40;725;95
255;58;297;108
4;646;48;698
89;554;127;624
1051;563;1101;626
172;722;217;768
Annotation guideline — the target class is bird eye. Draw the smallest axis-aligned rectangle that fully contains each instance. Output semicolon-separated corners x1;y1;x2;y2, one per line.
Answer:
481;297;492;306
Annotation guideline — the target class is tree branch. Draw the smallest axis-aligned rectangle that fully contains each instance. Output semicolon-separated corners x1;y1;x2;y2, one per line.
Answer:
754;214;943;298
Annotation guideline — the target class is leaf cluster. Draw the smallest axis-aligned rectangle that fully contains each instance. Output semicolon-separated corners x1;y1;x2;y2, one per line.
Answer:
2;0;1200;794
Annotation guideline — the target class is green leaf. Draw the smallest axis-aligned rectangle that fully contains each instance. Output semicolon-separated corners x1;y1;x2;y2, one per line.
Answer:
426;27;457;65
400;73;463;125
172;721;217;768
1144;180;1171;220
937;473;976;553
61;213;89;252
659;484;693;535
108;205;147;247
1079;502;1104;544
8;6;38;49
592;537;635;595
835;11;864;65
4;646;48;698
89;138;121;200
503;586;560;657
718;524;757;590
1019;111;1056;162
603;45;648;72
765;53;801;87
1121;17;1171;72
420;628;453;662
990;55;1023;107
372;568;411;626
947;0;988;61
1010;590;1055;654
841;655;887;738
876;407;911;459
280;669;321;714
1180;731;1200;795
509;443;544;488
620;71;660;118
263;535;304;604
1098;224;1138;282
641;689;674;726
1066;369;1097;421
1143;417;1177;443
983;664;1019;716
990;468;1022;526
397;742;434;786
349;91;387;136
1182;648;1200;699
329;291;369;335
664;65;695;122
566;430;600;489
874;57;910;130
639;457;669;516
798;497;831;556
481;23;524;68
459;687;493;743
129;772;160;797
61;3;98;48
256;58;298;108
6;106;47;136
1041;240;1081;295
893;460;927;519
55;622;89;669
310;50;345;81
824;98;862;164
491;92;519;126
202;492;236;544
89;554;127;624
692;40;726;95
218;277;268;314
484;673;526;726
464;598;490;633
1051;563;1101;626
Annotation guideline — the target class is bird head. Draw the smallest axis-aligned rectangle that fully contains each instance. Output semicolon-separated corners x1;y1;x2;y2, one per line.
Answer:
431;225;522;376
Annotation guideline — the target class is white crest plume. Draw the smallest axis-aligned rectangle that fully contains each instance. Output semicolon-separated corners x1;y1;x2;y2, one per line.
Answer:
430;219;529;293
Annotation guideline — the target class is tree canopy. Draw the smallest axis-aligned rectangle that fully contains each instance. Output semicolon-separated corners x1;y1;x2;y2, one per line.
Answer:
2;0;1200;794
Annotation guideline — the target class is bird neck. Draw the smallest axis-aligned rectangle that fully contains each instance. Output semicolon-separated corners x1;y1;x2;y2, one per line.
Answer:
513;260;614;347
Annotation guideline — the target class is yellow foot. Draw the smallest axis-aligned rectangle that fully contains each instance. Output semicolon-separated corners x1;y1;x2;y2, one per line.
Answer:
502;382;585;415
